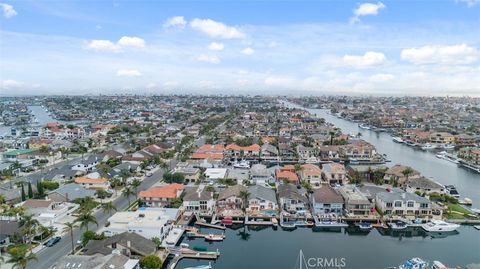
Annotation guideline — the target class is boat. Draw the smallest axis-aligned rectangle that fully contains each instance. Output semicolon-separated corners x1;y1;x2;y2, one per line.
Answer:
442;144;455;150
444;185;460;198
474;225;480;230
192;245;208;251
459;197;473;205
184;262;212;269
280;221;297;229
392;137;404;143
315;220;348;228
355;222;372;231
305;157;317;164
422;220;460;232
431;260;452;269
180;243;190;248
421;143;438;150
204;233;225;241
398;257;428;269
358;123;371;130
405;140;418;147
220;216;233;226
271;217;278;227
389;220;408;230
233;160;250;169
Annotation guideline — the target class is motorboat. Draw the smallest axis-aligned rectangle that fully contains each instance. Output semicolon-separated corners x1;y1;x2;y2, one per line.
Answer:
184;262;212;269
392;137;404;143
421;143;437;150
405;140;417;147
442;144;455;150
305;157;318;164
355;222;372;231
431;260;452;269
204;233;225;241
422;220;460;232
233;160;250;169
444;185;460;198
389;220;408;230
271;217;278;227
315;219;348;228
358;123;371;130
180;243;190;248
398;257;428;269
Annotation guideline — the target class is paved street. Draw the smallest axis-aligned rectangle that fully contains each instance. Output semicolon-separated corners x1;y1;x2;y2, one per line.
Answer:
27;168;165;269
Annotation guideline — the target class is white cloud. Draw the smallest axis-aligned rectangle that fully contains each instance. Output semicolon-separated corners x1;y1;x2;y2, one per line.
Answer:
264;76;297;87
208;42;224;51
116;69;142;77
163;16;187;28
343;51;386;68
369;73;395;82
117;36;145;48
1;79;24;89
268;41;277;48
1;3;17;19
196;54;220;64
84;40;121;52
241;47;255;55
456;0;480;7
401;44;479;65
350;2;386;23
190;18;245;39
164;81;179;87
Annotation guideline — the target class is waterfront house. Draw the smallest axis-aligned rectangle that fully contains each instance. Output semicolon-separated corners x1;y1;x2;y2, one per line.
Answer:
246;185;278;213
310;186;344;215
383;164;421;185
74;176;109;190
405;177;445;195
339;140;377;161
204;168;228;180
376;190;432;218
455;134;476;148
225;143;261;158
182;187;215;213
346;164;388;182
275;167;299;184
277;183;309;214
191;144;224;160
139;183;184;207
338;185;375;216
217;184;247;210
260;143;279;161
53;253;139;269
299;164;322;187
296;145;317;160
430;132;455;145
250;164;273;185
278;144;297;161
322;163;347;185
84;232;157;257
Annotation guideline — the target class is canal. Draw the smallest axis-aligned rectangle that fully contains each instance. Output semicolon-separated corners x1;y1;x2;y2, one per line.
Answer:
286;102;480;208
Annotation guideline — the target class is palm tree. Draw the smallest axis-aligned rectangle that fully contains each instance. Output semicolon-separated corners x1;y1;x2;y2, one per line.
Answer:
95;189;109;204
131;179;141;192
75;211;98;231
122;186;135;206
63;222;78;255
238;190;250;222
329;131;336;145
19;215;39;248
101;201;117;215
401;167;414;185
7;246;37;269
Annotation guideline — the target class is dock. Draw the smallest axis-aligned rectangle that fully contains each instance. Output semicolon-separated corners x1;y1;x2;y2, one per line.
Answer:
195;221;227;230
186;227;225;240
245;215;273;226
168;248;220;269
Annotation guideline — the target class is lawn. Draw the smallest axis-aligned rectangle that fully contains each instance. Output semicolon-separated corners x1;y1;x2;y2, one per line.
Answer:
444;203;478;220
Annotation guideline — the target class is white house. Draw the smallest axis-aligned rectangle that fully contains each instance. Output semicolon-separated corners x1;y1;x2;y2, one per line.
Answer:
182;187;215;213
376;190;432;218
204;168;228;180
247;185;278;213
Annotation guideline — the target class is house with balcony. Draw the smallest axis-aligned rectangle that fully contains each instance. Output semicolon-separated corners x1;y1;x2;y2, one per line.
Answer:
139;183;184;207
182;187;215;213
322;163;347;185
246;185;278;213
277;183;309;214
217;185;247;210
376;190;432;218
299;164;322;187
338;185;375;216
310;186;344;215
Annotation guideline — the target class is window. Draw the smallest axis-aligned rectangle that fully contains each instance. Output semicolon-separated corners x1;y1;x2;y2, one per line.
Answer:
407;201;414;207
394;201;402;207
386;202;392;208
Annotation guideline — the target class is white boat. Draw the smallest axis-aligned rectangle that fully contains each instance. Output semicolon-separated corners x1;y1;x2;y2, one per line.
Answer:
305;157;317;164
355;222;372;230
421;143;437;150
431;260;452;269
392;137;404;143
422;220;460;232
358;123;371;130
315;220;348;228
398;257;428;269
204;233;225;241
233;160;250;169
445;185;460;198
180;243;190;248
184;262;212;269
442;144;455;150
389;220;408;230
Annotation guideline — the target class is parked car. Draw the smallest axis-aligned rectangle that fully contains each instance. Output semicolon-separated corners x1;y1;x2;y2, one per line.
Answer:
146;172;153;177
45;236;61;247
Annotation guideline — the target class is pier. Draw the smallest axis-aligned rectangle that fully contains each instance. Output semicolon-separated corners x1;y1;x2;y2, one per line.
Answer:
167;248;220;269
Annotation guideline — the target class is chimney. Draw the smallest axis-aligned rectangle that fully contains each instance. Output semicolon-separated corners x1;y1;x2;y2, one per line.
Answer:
401;193;406;199
127;240;131;248
65;193;69;202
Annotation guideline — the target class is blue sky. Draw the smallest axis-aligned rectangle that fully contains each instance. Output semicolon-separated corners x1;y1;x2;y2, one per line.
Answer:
1;0;479;96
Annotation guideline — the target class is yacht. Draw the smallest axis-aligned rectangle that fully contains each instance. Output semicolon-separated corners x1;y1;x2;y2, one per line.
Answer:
422;220;460;232
444;185;460;198
358;123;371;130
233;160;250;169
405;140;417;147
398;258;428;269
389;220;408;230
392;136;404;143
442;144;455;150
355;222;372;231
431;261;452;269
421;143;437;150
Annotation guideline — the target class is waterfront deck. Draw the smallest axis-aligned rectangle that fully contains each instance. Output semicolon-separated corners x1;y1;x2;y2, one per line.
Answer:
167;248;220;269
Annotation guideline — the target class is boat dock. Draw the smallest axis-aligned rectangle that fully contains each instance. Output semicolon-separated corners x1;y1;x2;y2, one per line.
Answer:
195;221;227;230
168;248;220;269
186;227;225;240
245;215;273;226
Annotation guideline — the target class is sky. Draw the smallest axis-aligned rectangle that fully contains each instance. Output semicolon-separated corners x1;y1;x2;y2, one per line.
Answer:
0;0;479;96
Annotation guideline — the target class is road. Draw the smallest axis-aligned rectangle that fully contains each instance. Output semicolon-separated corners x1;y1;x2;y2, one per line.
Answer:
27;168;165;269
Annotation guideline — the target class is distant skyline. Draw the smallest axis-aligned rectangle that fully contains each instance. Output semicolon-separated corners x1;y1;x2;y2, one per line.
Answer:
1;0;479;96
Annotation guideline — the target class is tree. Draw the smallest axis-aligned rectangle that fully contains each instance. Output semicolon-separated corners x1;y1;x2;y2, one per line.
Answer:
329;131;336;145
19;214;39;248
139;255;162;269
101;201;117;215
21;184;26;201
95;189;109;203
131;179;141;193
36;180;44;197
27;182;33;199
81;230;96;246
294;163;303;173
401;167;414;183
122;186;135;206
63;221;78;255
75;211;98;231
7;246;37;269
239;190;250;218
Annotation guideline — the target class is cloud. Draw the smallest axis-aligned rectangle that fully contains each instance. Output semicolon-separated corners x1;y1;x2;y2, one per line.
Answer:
1;79;24;89
190;18;245;39
84;40;121;52
208;42;224;51
85;36;145;52
163;16;187;28
401;44;479;65
164;81;179;87
116;69;142;77
343;51;386;68
1;3;17;19
350;2;386;23
369;73;395;82
196;54;220;64
264;76;297;87
117;36;145;48
241;47;255;55
456;0;480;7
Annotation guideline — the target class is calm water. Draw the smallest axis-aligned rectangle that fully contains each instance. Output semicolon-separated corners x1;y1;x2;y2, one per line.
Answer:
175;226;480;269
1;105;63;135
